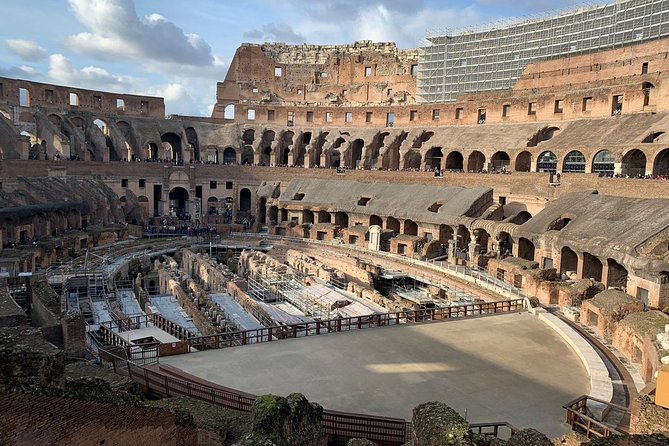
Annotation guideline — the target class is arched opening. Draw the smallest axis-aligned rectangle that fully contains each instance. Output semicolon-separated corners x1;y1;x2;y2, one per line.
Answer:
582;252;603;282
93;119;109;136
168;187;189;220
280;209;288;223
527;126;560;147
243;129;255;145
223;147;236;164
303;210;314;224
560;246;578;275
467;151;485;172
642;131;665;143
514;151;532;172
334;212;349;228
562;150;586;172
186;127;200;161
548;216;572;231
259;198;267;225
147;142;159;160
369;215;383;227
607;259;628;290
349;139;364;169
387;217;400;234
456;225;470;250
268;206;278;225
161;133;182;161
241;146;254;165
239;188;252;212
592;150;615;176
444;151;464;171
517;237;535;261
622;149;647;177
317;211;331;224
475;229;490;253
224;104;235;119
511;211;532;225
439;224;453;243
642;82;655;107
262;146;272;166
491;151;510;172
424;147;443;171
498;232;512;256
207;197;219;215
653;148;669;176
329;149;341;168
537;151;557;173
404;220;418;236
403;150;422;170
281;147;290;165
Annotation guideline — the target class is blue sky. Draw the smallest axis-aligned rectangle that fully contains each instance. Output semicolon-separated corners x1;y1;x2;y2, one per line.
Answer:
0;0;589;116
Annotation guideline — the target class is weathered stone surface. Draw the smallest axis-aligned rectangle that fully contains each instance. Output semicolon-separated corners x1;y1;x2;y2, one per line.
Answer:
347;439;378;446
585;434;669;445
552;431;588;446
0;326;66;388
412;401;473;446
505;428;553;446
631;394;669;437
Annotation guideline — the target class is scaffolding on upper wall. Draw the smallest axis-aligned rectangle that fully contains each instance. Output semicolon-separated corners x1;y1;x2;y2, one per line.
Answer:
417;0;669;103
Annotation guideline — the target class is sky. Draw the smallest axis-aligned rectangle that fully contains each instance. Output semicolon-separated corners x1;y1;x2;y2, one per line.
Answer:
0;0;591;117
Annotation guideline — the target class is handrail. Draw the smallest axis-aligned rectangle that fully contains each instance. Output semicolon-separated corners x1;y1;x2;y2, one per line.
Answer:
470;421;517;438
562;395;629;438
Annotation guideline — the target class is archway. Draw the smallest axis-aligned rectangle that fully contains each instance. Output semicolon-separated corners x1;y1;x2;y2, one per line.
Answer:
537;151;557;173
607;259;628;290
467;151;485;172
317;211;331;224
243;129;255;145
387;217;400;233
403;150;421;170
369;215;383;227
268;206;278;224
518;238;535;261
592;150;615;176
560;246;578;275
653;148;669;176
239;188;252;212
424;147;443;171
161;133;182;161
563;150;586;172
224;104;235;119
168;187;189;219
334;212;349;228
147;142;159;161
349;139;364;169
185;127;199;161
223;147;236;164
207;197;219;215
281;147;290;165
444;151;463;171
329;149;341;168
491;151;510;171
582;252;603;282
259;198;267;224
303;210;314;224
439;224;454;242
622;149;646;177
262;146;272;166
514;151;532;172
404;220;418;236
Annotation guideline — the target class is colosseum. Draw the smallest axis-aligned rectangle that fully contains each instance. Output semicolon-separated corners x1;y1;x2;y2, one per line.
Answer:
1;1;669;445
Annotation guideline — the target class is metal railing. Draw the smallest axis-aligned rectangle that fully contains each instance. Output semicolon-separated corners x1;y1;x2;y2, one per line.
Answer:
470;421;517;438
563;395;629;439
186;299;525;351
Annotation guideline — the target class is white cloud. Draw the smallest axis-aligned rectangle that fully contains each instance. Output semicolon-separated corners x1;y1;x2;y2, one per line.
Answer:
0;64;42;79
65;0;214;67
5;39;47;61
48;54;136;92
243;23;307;44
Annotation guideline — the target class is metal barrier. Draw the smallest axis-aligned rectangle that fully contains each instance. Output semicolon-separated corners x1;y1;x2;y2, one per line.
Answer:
470;421;517;438
100;349;412;445
563;395;629;438
186;299;525;351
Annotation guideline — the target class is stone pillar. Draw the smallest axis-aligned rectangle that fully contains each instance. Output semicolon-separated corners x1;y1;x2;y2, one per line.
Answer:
62;312;86;358
368;225;381;251
600;258;610;288
613;161;623;176
448;239;457;265
468;232;478;265
576;253;585;279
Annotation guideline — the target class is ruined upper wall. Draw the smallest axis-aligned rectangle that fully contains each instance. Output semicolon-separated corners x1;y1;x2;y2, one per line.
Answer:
257;41;419;65
0;77;165;119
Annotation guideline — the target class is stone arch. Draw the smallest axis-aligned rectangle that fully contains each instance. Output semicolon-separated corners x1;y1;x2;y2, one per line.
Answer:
317;210;331;224
560;246;578;275
444;151;464;171
303;209;315;224
207;197;219;215
622;148;647;177
168;187;189;219
537;151;557;173
93;118;109;136
403;219;418;236
334;211;349;228
642;81;655;107
71;116;85;129
147;142;159;161
439;224;453;242
242;129;255;145
185;127;200;161
258;197;267;224
514;151;532;172
652;148;669;176
161;132;182;161
562;150;586;173
403;150;421;170
592;149;615;175
517;237;535;261
239;188;252;212
467;151;485;172
349;138;364;169
386;216;400;233
269;206;279;224
607;259;628;290
490;151;510;171
424;147;443;171
223;147;236;164
582;252;603;282
281;147;290;165
224;104;235;119
511;211;532;225
369;215;383;227
527;126;560;147
241;146;254;165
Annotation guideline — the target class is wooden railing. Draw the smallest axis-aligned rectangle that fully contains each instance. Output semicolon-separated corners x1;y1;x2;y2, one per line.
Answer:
186;299;525;351
99;348;412;445
99;313;198;341
563;395;629;438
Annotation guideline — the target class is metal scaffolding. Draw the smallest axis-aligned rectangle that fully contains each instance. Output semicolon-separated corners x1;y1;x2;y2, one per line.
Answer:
418;0;669;102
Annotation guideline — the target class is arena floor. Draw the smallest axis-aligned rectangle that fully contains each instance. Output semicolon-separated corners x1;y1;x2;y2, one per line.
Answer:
161;312;589;437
